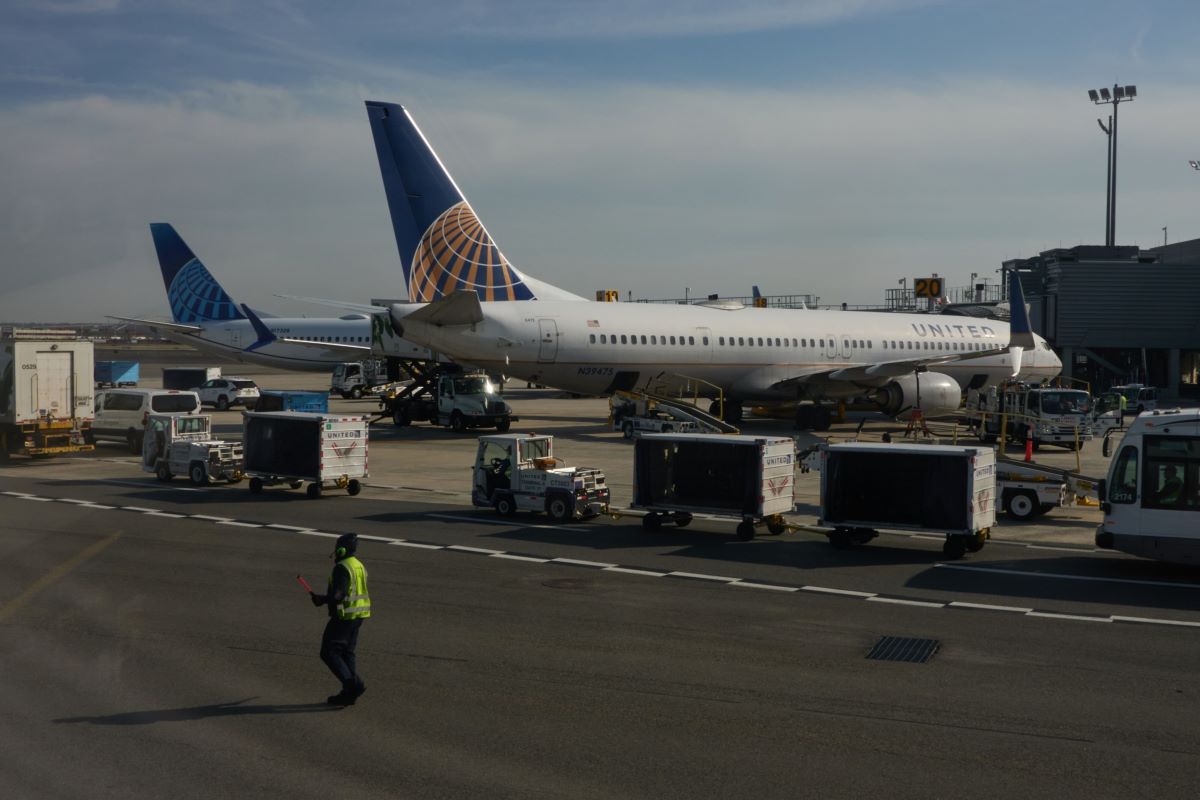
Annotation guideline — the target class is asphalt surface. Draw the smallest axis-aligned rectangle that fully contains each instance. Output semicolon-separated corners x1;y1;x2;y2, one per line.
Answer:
4;352;1199;798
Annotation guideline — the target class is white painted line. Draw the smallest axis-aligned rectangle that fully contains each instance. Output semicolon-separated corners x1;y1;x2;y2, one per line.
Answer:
79;503;115;510
56;498;90;504
1026;544;1091;553
1111;615;1200;628
730;581;801;593
100;478;201;492
1025;611;1112;623
555;558;618;568
357;535;397;543
218;521;264;528
491;553;551;563
448;545;504;555
145;511;186;519
668;571;738;583
192;514;235;522
948;601;1033;613
20;496;53;502
265;523;311;530
388;541;445;550
801;585;877;598
120;506;158;512
296;531;342;539
427;513;591;531
2;491;35;497
935;563;1200;590
867;596;946;608
603;566;669;577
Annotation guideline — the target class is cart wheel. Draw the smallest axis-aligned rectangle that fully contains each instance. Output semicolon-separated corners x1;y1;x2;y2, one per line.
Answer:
189;462;207;486
249;477;263;494
672;512;693;528
735;520;755;541
156;463;172;482
494;493;516;516
306;483;322;499
942;536;967;560
766;517;786;535
347;479;362;496
1003;490;1038;521
641;513;662;530
965;530;987;553
828;528;853;549
547;495;573;523
289;481;303;489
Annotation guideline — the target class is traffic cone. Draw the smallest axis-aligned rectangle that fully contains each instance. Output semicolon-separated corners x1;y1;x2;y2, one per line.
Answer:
1024;427;1034;462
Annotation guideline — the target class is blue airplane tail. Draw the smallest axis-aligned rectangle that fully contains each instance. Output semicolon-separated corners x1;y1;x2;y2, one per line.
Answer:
150;223;245;323
365;101;539;303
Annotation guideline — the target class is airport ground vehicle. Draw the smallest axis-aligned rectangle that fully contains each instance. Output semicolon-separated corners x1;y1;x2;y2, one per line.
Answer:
1111;384;1159;415
0;336;94;459
332;359;391;399
975;383;1091;450
610;391;736;438
1097;409;1200;564
162;366;221;391
383;367;513;432
95;360;139;388
818;442;996;558
472;433;609;521
196;376;260;410
92;388;201;453
254;390;329;413
242;411;368;498
141;413;243;485
633;433;795;540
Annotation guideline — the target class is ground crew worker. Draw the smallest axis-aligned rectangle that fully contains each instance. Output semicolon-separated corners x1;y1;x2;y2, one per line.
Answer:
308;533;370;706
1119;392;1128;422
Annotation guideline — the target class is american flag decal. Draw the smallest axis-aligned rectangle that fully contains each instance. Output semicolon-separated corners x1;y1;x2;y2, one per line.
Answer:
587;320;599;327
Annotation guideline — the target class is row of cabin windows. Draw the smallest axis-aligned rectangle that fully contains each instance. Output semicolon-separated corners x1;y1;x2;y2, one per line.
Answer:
585;333;993;353
292;335;369;343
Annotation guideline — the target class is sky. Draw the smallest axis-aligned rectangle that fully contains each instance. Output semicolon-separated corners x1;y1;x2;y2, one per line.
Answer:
3;0;1200;321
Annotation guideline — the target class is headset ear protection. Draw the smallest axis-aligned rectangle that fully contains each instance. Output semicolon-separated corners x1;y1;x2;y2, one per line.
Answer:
335;546;347;559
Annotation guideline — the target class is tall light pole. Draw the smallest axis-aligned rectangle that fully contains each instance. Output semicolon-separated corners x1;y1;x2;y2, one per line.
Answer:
1088;84;1137;246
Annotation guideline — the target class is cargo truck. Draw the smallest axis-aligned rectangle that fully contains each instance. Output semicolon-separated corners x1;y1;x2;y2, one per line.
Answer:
819;442;996;558
242;411;368;498
94;360;140;388
0;337;94;459
632;433;795;540
384;367;513;432
161;366;221;391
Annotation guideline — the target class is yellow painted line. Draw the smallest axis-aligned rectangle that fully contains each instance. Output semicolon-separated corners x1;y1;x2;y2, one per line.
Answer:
0;531;122;622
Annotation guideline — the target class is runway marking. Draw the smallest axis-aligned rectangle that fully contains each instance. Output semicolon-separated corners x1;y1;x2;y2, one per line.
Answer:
19;496;53;502
0;531;122;622
427;513;592;531
934;563;1200;590
55;498;90;504
7;491;1200;630
79;503;116;510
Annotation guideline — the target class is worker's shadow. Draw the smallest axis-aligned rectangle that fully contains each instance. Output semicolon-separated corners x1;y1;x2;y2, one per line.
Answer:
53;697;339;725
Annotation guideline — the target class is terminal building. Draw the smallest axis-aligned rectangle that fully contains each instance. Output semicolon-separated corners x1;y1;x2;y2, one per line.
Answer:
1006;242;1200;399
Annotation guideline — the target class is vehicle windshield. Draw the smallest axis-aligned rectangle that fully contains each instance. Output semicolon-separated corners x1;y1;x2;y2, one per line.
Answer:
232;380;257;390
177;417;207;435
519;438;551;461
1038;391;1089;414
453;376;492;395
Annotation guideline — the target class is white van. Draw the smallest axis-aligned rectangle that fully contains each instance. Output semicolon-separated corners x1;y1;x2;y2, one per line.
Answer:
91;389;201;453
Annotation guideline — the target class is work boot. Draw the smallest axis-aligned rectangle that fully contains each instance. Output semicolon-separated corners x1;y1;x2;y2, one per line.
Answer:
326;691;355;706
348;680;367;700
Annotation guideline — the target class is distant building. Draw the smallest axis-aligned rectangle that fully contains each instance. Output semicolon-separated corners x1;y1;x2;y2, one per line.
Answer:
1004;243;1200;398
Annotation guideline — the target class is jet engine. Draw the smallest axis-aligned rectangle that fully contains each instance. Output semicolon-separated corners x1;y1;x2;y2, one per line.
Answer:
871;372;961;418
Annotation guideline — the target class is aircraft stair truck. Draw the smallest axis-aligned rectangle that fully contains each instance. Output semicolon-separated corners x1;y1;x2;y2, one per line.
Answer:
242;411;369;498
472;433;609;522
383;366;514;433
632;433;795;540
610;392;701;438
141;413;243;485
819;442;996;559
976;383;1092;451
0;337;94;459
332;359;392;399
1097;409;1200;564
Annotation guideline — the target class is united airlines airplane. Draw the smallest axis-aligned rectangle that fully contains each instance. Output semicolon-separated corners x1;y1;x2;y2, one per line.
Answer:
113;223;431;370
365;101;1061;429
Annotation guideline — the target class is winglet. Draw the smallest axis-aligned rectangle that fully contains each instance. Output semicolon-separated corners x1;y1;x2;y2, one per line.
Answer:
240;304;277;352
402;290;484;327
1007;269;1035;376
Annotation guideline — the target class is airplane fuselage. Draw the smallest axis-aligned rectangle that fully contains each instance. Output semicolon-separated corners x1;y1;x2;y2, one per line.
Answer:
397;301;1062;400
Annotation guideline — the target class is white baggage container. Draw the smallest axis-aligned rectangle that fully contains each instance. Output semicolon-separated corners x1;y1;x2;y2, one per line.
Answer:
242;411;368;498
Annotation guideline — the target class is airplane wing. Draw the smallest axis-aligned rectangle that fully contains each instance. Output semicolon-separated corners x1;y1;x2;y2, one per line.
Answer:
107;315;204;334
276;337;371;354
273;294;389;315
770;348;1007;391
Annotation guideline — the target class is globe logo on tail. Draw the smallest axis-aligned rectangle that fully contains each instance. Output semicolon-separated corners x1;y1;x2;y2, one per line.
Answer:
167;258;243;322
409;202;535;302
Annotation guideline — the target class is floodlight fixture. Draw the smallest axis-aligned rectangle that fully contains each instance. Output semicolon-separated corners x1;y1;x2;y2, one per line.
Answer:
1100;87;1111;100
1114;86;1126;99
1126;85;1137;97
1088;89;1099;102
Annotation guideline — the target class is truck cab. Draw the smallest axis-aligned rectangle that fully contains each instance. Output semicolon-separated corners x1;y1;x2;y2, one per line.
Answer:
977;383;1091;450
472;433;608;522
141;413;243;485
438;372;511;432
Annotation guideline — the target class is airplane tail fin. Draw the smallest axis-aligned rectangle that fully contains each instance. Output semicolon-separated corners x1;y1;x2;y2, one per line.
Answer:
365;101;581;303
1006;269;1036;376
150;223;245;323
240;304;277;352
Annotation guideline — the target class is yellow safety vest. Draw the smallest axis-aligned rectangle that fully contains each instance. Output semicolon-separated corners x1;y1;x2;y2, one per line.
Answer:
330;556;371;621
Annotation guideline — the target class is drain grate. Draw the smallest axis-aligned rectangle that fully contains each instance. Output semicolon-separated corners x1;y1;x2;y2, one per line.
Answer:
866;636;940;663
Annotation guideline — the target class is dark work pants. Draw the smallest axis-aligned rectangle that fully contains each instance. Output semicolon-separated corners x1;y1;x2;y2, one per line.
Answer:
320;618;364;689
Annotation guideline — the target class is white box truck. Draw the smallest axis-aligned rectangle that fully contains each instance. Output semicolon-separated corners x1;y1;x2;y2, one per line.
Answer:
242;411;368;498
819;442;996;558
632;433;795;540
0;338;94;459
